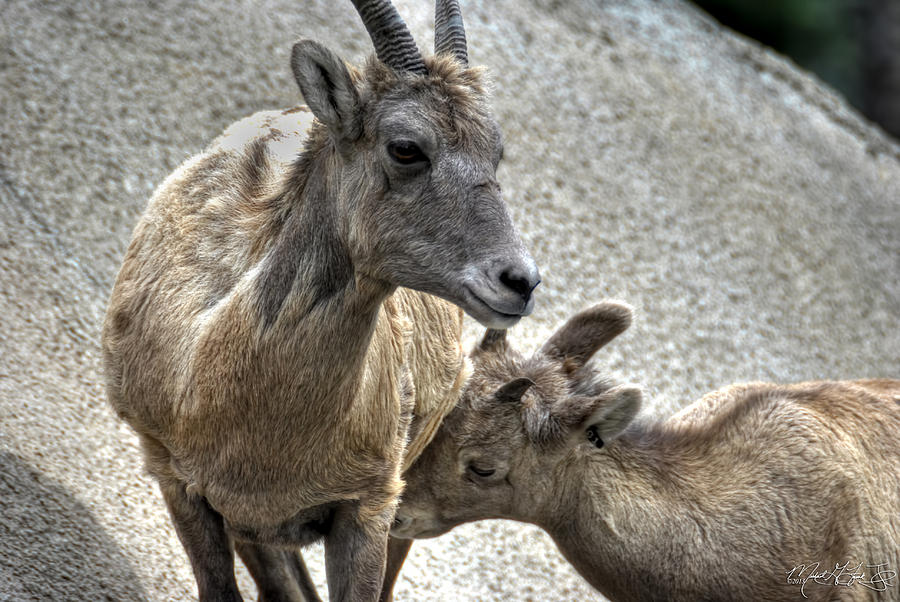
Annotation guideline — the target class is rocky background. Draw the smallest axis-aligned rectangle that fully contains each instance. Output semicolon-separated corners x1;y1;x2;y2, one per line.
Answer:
1;0;897;600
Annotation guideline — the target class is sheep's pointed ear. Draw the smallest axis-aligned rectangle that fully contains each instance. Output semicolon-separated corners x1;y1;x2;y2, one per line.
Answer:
493;377;534;404
291;40;361;144
478;328;508;354
540;301;633;373
579;385;642;448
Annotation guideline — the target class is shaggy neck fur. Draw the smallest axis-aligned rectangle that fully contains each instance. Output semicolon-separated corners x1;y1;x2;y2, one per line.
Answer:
250;124;394;413
258;124;384;319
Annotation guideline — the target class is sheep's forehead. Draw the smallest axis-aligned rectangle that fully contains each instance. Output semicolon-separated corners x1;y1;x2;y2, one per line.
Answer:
364;58;498;154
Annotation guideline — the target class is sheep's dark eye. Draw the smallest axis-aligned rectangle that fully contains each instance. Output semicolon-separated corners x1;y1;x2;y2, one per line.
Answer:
467;464;495;478
388;141;427;165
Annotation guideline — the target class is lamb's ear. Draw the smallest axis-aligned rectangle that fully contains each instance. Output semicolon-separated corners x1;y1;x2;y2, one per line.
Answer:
579;385;642;448
291;40;361;144
540;301;632;373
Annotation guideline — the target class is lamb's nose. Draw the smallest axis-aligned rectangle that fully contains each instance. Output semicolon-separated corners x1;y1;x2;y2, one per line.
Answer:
392;515;410;531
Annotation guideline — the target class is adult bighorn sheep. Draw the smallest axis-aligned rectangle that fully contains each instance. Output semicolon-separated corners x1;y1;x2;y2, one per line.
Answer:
101;0;539;599
391;302;900;602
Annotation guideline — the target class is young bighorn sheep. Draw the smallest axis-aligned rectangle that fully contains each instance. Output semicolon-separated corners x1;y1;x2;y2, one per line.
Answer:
391;303;900;602
101;1;539;600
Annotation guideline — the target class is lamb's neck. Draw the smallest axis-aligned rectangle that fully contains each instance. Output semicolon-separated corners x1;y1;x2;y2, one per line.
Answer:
541;425;730;602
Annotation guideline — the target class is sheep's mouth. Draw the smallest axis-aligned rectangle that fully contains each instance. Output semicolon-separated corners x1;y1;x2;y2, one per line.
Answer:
462;286;524;329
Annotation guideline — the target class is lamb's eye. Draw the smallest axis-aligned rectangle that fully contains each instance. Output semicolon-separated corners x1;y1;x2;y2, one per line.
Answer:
467;464;496;478
388;141;427;165
587;425;604;449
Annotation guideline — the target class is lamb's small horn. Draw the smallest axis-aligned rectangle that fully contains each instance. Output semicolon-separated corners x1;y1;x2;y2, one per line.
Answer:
479;328;507;352
351;0;427;75
494;378;535;404
434;0;468;66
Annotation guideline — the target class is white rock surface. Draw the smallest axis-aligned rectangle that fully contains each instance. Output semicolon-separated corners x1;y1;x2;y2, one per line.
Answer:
1;0;897;600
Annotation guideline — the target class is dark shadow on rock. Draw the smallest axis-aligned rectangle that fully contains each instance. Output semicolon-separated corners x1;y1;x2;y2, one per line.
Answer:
0;451;149;601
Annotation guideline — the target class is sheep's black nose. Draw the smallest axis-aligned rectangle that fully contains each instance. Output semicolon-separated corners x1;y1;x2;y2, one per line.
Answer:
468;253;541;326
499;265;540;304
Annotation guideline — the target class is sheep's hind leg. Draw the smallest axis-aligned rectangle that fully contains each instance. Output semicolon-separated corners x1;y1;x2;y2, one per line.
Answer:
159;479;242;601
236;542;322;602
324;501;392;602
285;550;323;602
378;537;413;602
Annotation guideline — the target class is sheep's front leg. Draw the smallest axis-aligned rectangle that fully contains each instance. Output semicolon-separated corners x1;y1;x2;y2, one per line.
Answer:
324;502;392;602
235;542;322;602
159;480;242;601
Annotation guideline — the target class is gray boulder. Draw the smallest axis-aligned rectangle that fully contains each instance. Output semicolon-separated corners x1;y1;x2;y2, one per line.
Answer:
1;0;897;599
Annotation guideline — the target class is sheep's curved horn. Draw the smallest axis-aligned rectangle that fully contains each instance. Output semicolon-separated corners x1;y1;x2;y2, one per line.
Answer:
350;0;427;75
434;0;468;66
